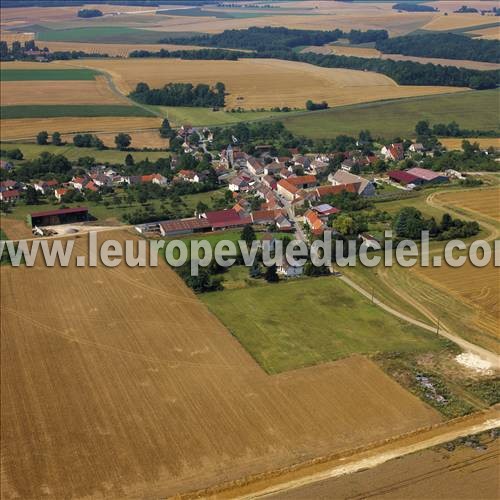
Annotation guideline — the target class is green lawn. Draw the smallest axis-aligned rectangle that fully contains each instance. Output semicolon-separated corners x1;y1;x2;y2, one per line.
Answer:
282;90;500;139
0;142;169;163
1;105;154;119
201;276;448;373
149;105;303;126
0;69;98;81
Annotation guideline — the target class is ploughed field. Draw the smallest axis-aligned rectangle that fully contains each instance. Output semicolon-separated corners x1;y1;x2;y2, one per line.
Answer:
0;231;442;499
70;57;467;110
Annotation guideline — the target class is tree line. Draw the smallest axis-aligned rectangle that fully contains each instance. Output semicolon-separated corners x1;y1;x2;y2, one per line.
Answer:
77;8;102;17
129;82;226;107
376;33;500;64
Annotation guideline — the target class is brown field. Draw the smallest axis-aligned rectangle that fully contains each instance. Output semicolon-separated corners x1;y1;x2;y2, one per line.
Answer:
422;1;500;14
61;129;168;149
0;61;75;69
441;137;500;151
0;117;162;141
0;231;442;499
303;45;500;71
70;58;467;110
435;187;500;222
269;435;500;499
0;76;128;106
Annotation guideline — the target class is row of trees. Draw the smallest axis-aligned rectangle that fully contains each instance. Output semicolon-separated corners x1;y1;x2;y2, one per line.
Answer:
35;131;133;150
130;82;226;107
376;33;500;64
77;8;102;17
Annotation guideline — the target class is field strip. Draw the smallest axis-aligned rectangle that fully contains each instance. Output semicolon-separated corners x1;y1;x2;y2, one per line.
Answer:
235;411;500;499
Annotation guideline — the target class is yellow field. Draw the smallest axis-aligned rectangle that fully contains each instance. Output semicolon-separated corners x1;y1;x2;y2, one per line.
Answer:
303;45;500;71
423;13;499;31
41;41;227;57
0;117;162;141
0;231;441;499
440;137;500;151
423;1;499;14
466;26;500;40
0;76;128;106
61;129;169;149
71;58;467;110
0;61;75;69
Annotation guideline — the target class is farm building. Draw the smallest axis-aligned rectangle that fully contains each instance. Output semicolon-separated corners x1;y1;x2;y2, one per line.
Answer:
407;168;449;184
0;190;21;203
28;207;89;227
159;218;211;237
330;171;375;197
203;209;252;230
388;170;422;186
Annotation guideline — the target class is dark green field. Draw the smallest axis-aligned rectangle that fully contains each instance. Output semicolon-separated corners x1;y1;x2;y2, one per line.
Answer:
0;69;98;81
0;105;155;119
282;90;500;139
202;277;447;374
34;26;195;44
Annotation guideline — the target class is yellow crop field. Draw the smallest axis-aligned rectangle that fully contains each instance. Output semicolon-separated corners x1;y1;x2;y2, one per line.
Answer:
423;1;499;14
73;58;467;110
0;61;75;70
441;137;500;151
0;117;162;141
0;231;441;499
61;129;169;149
0;76;128;106
330;45;382;58
466;26;500;40
423;13;498;31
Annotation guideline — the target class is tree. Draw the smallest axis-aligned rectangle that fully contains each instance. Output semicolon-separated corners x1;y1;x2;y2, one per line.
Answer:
241;224;256;248
393;207;425;239
115;133;131;150
125;153;134;166
36;131;49;145
441;213;453;231
24;185;39;205
52;131;62;146
334;214;356;236
415;120;431;137
159;118;174;138
264;264;279;283
196;201;208;214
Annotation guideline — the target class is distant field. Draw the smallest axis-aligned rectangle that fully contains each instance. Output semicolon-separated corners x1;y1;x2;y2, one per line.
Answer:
73;57;466;110
441;137;500;150
282;90;499;139
202;277;447;374
467;26;500;40
0;68;97;81
422;13;499;32
0;105;154;120
1;77;128;106
0;116;161;141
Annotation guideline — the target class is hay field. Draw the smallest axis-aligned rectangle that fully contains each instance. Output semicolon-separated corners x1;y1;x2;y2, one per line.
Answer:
433;188;500;222
466;26;500;40
441;137;500;150
0;61;75;70
0;116;161;141
422;13;499;31
61;129;169;149
73;58;467;110
0;231;442;499
0;76;127;106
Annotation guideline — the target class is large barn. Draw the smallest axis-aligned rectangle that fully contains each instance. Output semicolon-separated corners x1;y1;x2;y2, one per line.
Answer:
28;207;89;227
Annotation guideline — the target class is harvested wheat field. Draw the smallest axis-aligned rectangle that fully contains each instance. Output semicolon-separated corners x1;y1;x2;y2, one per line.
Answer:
435;187;500;222
61;129;169;149
441;137;500;151
0;76;128;106
470;26;500;40
73;58;467;110
0;116;162;141
0;61;75;70
0;231;442;499
423;13;498;31
303;45;500;71
41;41;228;57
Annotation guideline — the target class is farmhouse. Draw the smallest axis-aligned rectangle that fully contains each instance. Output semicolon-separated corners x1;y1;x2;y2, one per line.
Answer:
277;179;299;201
228;174;251;192
28;207;89;227
304;209;325;236
287;175;317;189
247;158;265;176
0;189;21;203
330;170;375;197
312;203;340;218
381;143;404;161
33;179;58;194
54;188;69;201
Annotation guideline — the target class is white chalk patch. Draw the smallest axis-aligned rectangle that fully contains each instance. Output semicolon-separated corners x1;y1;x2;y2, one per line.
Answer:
455;353;493;375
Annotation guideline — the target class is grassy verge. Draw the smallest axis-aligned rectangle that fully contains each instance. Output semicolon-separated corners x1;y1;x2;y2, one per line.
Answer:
201;276;449;374
0;105;155;119
282;90;500;139
0;68;99;81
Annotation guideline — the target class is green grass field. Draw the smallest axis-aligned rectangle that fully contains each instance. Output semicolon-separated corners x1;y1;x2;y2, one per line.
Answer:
151;106;300;126
0;69;98;81
0;142;169;163
0;105;155;119
282;90;500;139
202;276;448;373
